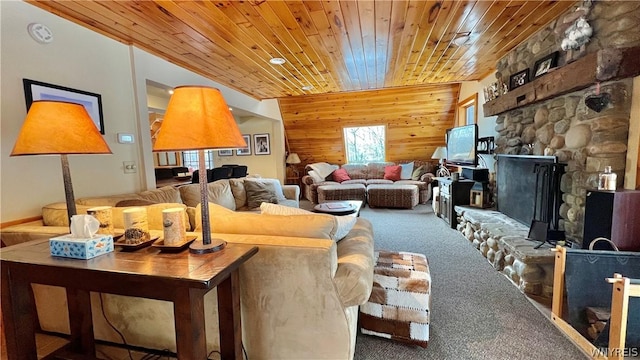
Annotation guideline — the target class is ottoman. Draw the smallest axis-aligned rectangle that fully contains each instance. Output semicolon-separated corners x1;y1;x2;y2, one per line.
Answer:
318;183;367;203
367;184;419;209
360;251;431;347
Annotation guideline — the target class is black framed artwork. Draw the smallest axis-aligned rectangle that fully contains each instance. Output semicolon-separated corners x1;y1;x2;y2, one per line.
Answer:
509;69;529;90
533;51;559;78
254;133;271;155
23;79;105;134
236;134;252;156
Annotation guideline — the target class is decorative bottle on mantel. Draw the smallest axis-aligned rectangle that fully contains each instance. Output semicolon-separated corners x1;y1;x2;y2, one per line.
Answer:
598;166;617;191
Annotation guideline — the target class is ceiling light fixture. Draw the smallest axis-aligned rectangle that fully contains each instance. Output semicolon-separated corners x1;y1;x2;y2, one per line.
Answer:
452;32;472;47
269;57;286;65
301;85;314;91
168;89;174;95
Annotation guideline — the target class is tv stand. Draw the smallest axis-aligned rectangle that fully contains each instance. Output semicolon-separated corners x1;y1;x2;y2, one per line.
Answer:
435;177;475;229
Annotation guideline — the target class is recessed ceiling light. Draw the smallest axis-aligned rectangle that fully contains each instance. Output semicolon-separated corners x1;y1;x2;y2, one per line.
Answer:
269;57;286;65
228;107;233;111
168;89;174;95
301;85;314;91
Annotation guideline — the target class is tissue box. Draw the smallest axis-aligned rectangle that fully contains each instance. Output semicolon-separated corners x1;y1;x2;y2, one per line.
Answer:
49;234;114;259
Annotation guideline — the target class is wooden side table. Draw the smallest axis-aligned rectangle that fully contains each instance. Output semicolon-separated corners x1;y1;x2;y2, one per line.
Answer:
0;239;258;360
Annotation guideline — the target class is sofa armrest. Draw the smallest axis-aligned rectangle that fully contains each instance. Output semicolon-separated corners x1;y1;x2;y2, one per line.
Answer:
0;220;69;247
282;184;300;200
421;172;435;183
334;218;375;307
216;233;355;359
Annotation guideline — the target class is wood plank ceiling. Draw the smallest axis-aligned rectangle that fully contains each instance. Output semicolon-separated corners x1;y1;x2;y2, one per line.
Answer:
27;0;576;100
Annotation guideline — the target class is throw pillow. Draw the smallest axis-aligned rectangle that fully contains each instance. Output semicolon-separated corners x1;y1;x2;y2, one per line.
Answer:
244;180;279;209
259;202;357;241
332;168;351;183
411;165;426;181
400;162;414;180
115;199;157;207
244;178;286;200
308;170;325;183
383;165;402;181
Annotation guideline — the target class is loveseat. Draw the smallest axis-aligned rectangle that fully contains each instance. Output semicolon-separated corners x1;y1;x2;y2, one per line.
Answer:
1;182;375;359
0;177;299;247
302;161;436;205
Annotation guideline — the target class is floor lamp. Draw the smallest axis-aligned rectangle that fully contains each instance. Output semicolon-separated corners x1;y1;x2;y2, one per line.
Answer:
286;152;301;178
11;101;112;223
153;86;246;254
431;146;451;177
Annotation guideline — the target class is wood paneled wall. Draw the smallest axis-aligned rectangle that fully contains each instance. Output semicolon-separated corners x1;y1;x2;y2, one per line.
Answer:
278;84;460;167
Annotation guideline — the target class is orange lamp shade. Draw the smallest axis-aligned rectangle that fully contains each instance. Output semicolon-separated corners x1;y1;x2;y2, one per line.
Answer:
153;86;246;152
11;101;111;156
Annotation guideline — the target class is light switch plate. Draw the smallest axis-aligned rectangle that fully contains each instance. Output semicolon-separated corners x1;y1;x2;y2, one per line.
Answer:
123;161;137;174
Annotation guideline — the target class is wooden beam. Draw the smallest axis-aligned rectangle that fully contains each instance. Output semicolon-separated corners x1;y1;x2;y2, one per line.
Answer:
484;47;640;117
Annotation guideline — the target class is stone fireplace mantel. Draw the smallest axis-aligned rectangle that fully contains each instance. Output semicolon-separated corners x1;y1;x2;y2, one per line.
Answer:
484;46;640;117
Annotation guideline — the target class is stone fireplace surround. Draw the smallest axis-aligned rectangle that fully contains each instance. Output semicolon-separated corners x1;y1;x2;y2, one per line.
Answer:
452;1;640;299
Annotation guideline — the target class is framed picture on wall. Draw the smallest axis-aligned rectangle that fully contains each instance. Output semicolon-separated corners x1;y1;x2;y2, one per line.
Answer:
23;78;105;134
533;51;559;78
236;134;252;156
218;149;233;156
254;133;271;155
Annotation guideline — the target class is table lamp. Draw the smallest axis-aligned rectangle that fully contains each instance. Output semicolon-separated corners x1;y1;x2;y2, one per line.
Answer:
153;86;246;254
431;146;450;177
286;152;301;177
11;101;112;222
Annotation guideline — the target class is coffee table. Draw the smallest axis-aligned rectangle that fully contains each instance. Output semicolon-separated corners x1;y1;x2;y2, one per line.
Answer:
314;200;363;217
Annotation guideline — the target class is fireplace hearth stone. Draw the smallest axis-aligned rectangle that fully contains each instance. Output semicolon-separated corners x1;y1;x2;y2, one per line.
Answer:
454;206;556;299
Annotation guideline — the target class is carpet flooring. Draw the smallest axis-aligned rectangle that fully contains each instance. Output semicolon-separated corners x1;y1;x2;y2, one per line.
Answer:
341;202;588;360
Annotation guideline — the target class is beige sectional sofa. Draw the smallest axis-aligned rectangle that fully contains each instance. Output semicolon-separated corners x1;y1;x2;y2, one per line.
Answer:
302;161;436;205
0;178;299;247
1;179;375;360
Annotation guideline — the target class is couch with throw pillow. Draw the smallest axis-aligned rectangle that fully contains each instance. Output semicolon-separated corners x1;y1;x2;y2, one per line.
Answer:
0;177;299;247
302;161;435;204
27;202;374;359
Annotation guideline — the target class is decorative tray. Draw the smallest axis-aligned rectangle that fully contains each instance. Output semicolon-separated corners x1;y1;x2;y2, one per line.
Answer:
152;235;198;252
114;236;159;251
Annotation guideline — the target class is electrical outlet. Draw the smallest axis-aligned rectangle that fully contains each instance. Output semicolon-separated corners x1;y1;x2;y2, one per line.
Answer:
123;161;137;174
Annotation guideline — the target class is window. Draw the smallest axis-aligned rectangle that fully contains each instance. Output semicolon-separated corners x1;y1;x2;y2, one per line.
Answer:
343;125;386;164
182;150;215;170
457;93;478;126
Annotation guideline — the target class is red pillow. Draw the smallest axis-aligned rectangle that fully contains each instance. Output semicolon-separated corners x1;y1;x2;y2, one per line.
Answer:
384;165;402;181
332;168;351;182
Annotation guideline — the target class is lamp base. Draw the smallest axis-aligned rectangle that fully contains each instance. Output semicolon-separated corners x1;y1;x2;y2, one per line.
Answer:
189;238;227;254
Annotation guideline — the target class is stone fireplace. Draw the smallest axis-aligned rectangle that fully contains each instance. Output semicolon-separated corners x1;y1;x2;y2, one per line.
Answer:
453;1;640;299
491;0;639;247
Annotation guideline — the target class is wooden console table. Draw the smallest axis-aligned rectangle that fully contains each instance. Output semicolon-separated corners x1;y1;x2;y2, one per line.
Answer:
0;239;258;360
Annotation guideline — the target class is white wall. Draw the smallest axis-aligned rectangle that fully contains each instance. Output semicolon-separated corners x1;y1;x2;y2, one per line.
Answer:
214;118;285;179
1;1;139;221
458;77;498;173
0;1;285;222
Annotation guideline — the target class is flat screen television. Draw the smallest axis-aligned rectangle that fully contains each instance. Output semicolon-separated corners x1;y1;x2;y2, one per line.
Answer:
446;124;478;166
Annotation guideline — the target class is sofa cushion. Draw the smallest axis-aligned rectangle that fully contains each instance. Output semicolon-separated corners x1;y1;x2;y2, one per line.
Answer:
197;203;337;240
229;178;248;209
75;193;142;207
244;178;286;201
400;162;414;180
341;164;368;180
138;186;182;204
260;203;356;241
41;202;189;231
179;180;236;210
367;162;394;179
412;165;426;181
244;181;278;209
383;165;402;181
332;168;351;183
112;203;189;231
